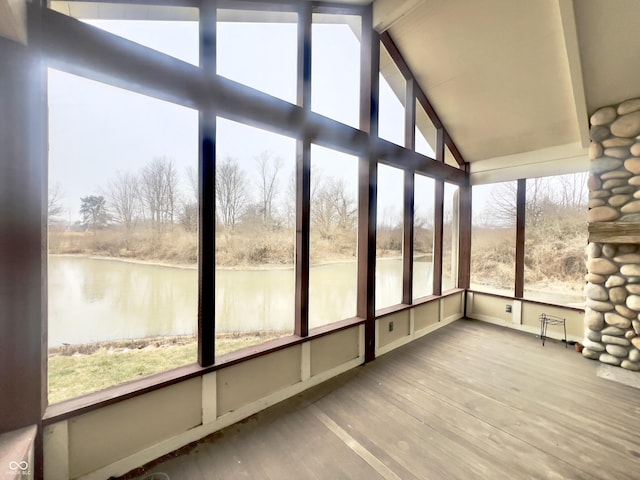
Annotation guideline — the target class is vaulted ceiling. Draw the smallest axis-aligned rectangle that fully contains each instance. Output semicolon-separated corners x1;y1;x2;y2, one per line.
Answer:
373;0;640;183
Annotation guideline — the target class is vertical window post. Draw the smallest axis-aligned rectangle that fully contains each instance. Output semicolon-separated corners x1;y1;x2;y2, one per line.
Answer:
515;178;526;298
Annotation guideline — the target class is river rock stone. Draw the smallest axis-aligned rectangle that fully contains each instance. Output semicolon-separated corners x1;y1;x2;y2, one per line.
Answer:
612;186;634;194
591;106;617;125
631;337;640;349
621;201;640;214
592;157;622;174
618;98;640;115
609;287;628;304
623;266;640;277
585;283;609;301
588;174;602;190
602;335;630;346
629;175;640;186
588;258;618;275
590;125;611;142
587;243;602;258
603;137;635;148
602;244;617;258
602;326;626;336
585;273;605;284
587;299;614;312
618;245;637;253
583;338;605;352
621;360;640;371
602;178;627;189
589;199;606;208
627;284;640;295
625;157;640;174
633;191;640;199
604;313;632;329
590;190;610;199
614;253;640;264
603;147;629;159
615;305;636;318
625;330;636;339
585;309;605;330
627;295;640;311
582;348;600;360
589;142;603;160
606;344;628;357
609;195;631;207
606;275;626;288
620;214;640;222
633;319;640;334
602;170;632;179
589;207;617;223
631;142;640;157
630;348;640;362
599;353;622;366
627;276;640;283
586;330;602;342
611;111;640;137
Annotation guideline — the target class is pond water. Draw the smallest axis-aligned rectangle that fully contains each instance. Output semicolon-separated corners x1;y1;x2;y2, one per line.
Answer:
48;256;433;347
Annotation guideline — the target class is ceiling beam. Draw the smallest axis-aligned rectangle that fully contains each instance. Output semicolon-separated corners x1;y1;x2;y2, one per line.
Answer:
0;0;27;45
557;0;590;148
373;0;425;32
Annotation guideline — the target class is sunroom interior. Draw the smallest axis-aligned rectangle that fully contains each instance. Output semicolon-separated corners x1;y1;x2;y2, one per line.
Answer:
1;0;640;478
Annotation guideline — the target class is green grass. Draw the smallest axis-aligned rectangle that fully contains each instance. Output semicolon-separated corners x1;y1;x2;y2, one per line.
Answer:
48;332;289;404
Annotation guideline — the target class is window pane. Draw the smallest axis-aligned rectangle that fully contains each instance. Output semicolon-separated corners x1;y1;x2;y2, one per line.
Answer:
49;2;199;65
379;43;406;146
445;145;459;168
415;101;436;158
442;182;459;291
217;9;297;103
524;173;588;306
47;69;198;403
215;118;296;355
312;14;361;128
470;182;516;295
414;174;435;299
376;163;404;309
309;145;359;328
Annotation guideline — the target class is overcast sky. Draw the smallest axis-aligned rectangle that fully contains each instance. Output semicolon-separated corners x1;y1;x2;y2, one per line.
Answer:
48;18;438;224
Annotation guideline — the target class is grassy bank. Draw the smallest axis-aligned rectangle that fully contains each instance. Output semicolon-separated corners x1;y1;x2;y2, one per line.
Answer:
48;332;289;403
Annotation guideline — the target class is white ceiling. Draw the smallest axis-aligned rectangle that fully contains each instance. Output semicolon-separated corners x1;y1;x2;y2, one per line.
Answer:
375;0;640;182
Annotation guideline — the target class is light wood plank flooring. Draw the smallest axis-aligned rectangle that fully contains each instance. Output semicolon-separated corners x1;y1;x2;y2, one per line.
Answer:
122;320;640;480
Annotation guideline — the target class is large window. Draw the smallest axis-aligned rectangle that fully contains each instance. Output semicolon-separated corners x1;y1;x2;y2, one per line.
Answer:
47;69;199;403
413;174;435;299
312;13;361;128
470;182;517;295
215;118;296;353
309;145;359;328
442;182;459;291
376;163;404;309
217;8;298;103
524;173;588;306
378;42;406;146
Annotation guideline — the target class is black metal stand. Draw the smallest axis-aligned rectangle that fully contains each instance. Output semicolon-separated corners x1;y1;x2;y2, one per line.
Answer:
539;313;567;347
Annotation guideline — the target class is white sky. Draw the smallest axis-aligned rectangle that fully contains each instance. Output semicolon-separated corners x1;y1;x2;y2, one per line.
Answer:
48;17;439;223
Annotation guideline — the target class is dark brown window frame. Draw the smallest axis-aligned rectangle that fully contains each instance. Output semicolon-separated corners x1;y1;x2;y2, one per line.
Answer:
22;0;466;425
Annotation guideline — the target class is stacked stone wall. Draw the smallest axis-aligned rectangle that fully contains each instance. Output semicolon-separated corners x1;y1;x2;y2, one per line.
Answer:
584;98;640;371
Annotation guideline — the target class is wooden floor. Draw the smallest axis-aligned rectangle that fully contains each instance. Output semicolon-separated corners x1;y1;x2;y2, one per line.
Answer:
124;320;640;480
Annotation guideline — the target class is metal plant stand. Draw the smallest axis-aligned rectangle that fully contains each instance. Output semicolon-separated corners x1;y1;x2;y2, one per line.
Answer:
539;313;566;347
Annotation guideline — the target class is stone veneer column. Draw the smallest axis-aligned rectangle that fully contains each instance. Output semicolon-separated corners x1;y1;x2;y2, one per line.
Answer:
584;98;640;371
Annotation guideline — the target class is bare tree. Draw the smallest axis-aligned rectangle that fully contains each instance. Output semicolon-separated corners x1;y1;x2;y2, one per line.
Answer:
216;156;249;229
48;183;65;223
255;151;283;227
105;171;140;232
140;157;179;232
311;177;356;239
80;195;109;231
558;172;588;209
180;165;199;233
